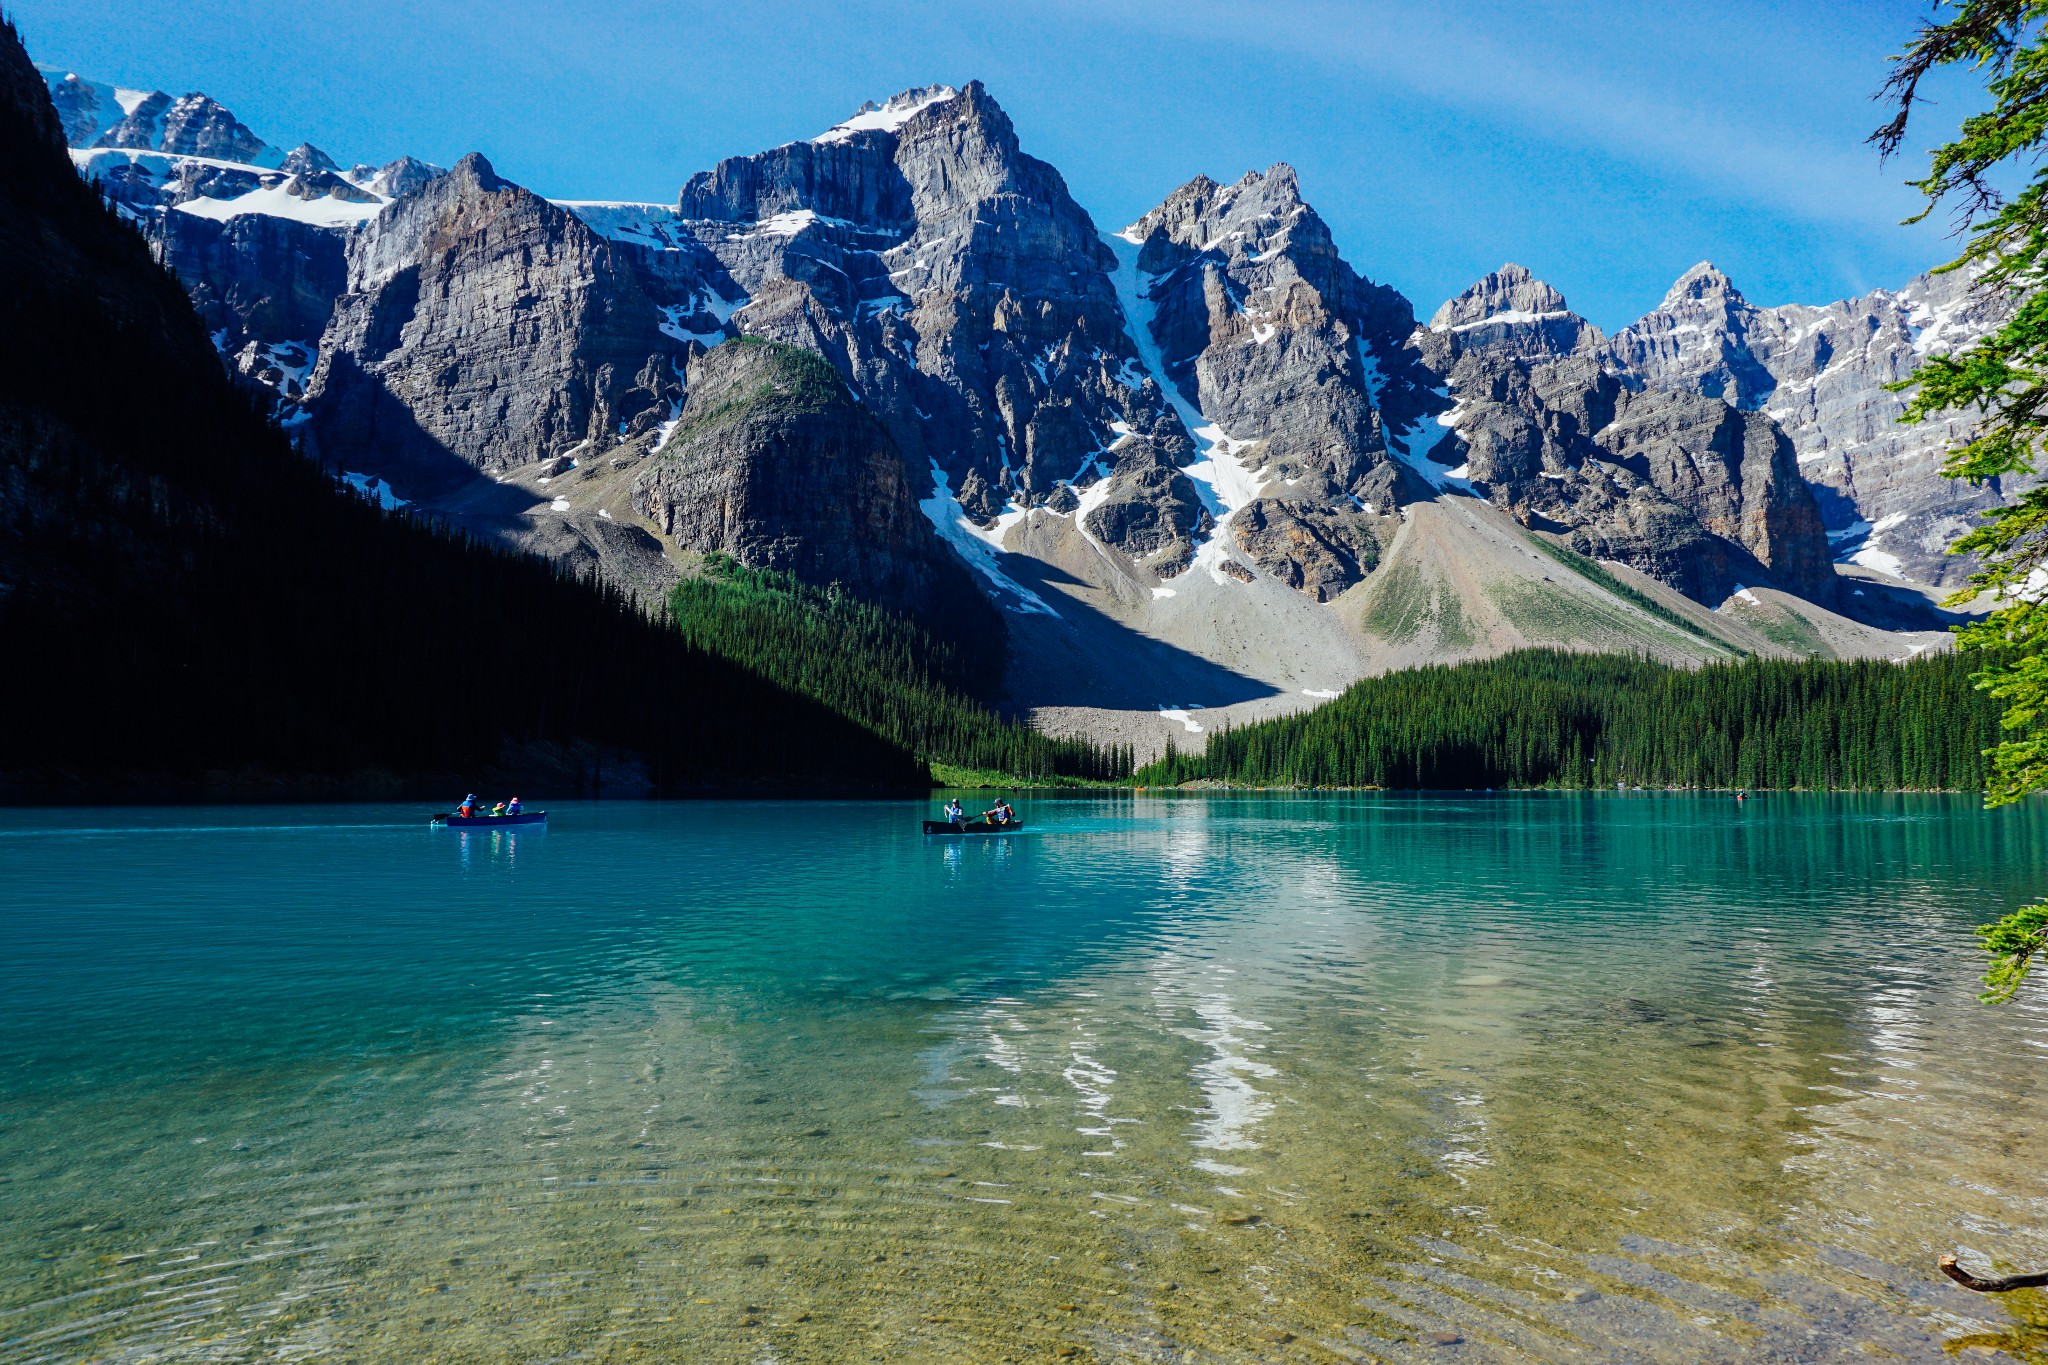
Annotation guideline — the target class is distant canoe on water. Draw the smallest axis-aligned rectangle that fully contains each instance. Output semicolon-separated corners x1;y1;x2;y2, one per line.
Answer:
432;811;547;827
922;819;1024;836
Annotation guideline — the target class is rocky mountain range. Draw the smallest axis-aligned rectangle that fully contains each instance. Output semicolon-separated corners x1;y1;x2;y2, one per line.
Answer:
37;60;1997;753
3;28;919;797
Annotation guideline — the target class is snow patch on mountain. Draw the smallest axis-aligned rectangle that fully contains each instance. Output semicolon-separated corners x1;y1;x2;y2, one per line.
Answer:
172;180;386;228
557;201;690;249
813;86;959;144
1438;308;1574;333
919;462;1059;616
341;472;407;510
1103;230;1265;558
657;304;727;347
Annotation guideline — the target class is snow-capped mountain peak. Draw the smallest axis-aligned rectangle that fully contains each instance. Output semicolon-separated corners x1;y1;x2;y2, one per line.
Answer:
812;84;959;144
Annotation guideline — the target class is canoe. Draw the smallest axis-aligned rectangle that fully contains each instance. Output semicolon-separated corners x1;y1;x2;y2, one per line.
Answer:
922;819;1023;836
432;811;547;827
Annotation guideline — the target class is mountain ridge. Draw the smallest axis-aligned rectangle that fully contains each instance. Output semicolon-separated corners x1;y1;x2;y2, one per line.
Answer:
1;25;929;797
31;58;1980;758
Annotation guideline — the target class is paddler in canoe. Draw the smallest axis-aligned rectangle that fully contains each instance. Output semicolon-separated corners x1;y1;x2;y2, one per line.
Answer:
435;794;544;826
923;797;1021;835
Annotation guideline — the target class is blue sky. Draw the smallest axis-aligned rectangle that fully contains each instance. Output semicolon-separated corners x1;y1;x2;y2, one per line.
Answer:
17;0;1979;330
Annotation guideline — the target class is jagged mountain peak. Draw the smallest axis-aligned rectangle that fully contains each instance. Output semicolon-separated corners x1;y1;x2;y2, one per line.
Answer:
1125;162;1312;255
899;78;1033;167
813;83;960;145
280;141;336;176
1430;262;1573;331
363;154;446;199
92;88;168;149
1662;261;1745;308
1604;261;1774;410
437;151;508;195
678;84;1009;229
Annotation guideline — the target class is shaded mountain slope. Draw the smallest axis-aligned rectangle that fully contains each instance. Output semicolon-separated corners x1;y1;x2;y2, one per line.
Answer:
0;17;921;798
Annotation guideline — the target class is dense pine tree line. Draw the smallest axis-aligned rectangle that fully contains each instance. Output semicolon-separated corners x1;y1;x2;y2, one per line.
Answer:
670;557;1135;782
1136;650;2004;791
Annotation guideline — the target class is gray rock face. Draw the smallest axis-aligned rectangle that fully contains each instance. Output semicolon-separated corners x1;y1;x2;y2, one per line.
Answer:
1074;165;1443;597
1596;392;1833;599
1231;496;1382;601
1422;267;1835;603
679;134;914;228
1606;264;1778;407
631;82;1211;570
76;86;272;164
158;93;269;163
1123;166;1438;494
285;168;377;205
631;339;965;614
159;209;349;357
48;72;101;146
1603;261;2018;589
365;155;445;200
1082;438;1211;570
1423;262;1602;361
281;142;337;176
92;89;168;149
306;153;678;490
162;160;265;205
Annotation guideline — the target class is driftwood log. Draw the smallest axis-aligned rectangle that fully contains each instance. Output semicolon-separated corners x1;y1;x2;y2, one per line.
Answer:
1941;1253;2048;1293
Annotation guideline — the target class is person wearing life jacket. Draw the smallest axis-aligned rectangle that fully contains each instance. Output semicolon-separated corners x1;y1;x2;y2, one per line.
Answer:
507;796;523;815
457;794;478;818
942;798;965;825
490;800;506;817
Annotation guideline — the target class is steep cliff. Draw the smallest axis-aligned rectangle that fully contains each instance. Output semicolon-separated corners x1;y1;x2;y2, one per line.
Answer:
633;339;975;618
1606;262;2017;588
1420;266;1836;605
1116;165;1439;595
307;153;680;489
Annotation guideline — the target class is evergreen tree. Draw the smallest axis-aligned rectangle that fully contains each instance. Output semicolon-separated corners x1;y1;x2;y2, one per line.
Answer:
668;556;1130;782
1876;0;2048;1000
1132;651;2003;794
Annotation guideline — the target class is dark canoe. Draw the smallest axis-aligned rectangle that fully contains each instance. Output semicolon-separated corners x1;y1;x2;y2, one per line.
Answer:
431;811;547;827
922;819;1023;836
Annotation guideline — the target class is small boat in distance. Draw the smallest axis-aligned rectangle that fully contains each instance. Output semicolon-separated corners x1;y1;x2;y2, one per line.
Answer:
432;811;547;827
922;819;1024;836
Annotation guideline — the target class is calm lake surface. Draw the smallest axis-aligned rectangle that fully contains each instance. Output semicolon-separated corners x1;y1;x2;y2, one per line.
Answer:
3;794;2047;1363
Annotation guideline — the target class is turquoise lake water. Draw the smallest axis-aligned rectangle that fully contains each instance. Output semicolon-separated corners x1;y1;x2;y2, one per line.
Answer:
3;794;2047;1363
